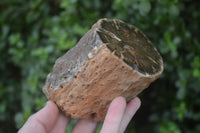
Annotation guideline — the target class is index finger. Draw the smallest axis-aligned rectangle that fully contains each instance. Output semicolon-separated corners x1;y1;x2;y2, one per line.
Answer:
100;97;127;133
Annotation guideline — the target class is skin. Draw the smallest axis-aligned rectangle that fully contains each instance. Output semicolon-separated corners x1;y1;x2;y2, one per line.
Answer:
18;96;141;133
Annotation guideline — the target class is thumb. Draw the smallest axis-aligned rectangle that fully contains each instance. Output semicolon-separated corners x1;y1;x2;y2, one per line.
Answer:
18;101;59;133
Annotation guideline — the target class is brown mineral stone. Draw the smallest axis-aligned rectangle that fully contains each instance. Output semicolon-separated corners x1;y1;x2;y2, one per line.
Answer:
43;18;164;122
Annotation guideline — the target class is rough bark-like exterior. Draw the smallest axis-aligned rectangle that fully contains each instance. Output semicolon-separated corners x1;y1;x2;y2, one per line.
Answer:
43;18;163;122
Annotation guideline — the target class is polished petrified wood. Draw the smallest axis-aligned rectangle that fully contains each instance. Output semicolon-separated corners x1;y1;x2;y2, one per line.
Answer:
43;18;163;122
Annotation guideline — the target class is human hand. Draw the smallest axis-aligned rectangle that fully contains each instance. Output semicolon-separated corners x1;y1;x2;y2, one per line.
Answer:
18;96;141;133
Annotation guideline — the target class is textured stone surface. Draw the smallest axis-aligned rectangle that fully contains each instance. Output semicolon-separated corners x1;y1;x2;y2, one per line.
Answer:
43;18;163;122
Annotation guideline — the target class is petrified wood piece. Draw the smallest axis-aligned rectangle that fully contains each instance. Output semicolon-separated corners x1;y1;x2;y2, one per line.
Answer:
43;18;163;122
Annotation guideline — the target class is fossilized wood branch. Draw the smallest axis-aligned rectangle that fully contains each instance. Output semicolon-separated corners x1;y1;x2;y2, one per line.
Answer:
43;18;163;122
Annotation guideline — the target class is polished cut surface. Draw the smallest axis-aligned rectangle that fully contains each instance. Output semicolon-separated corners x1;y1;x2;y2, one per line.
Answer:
97;19;162;76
